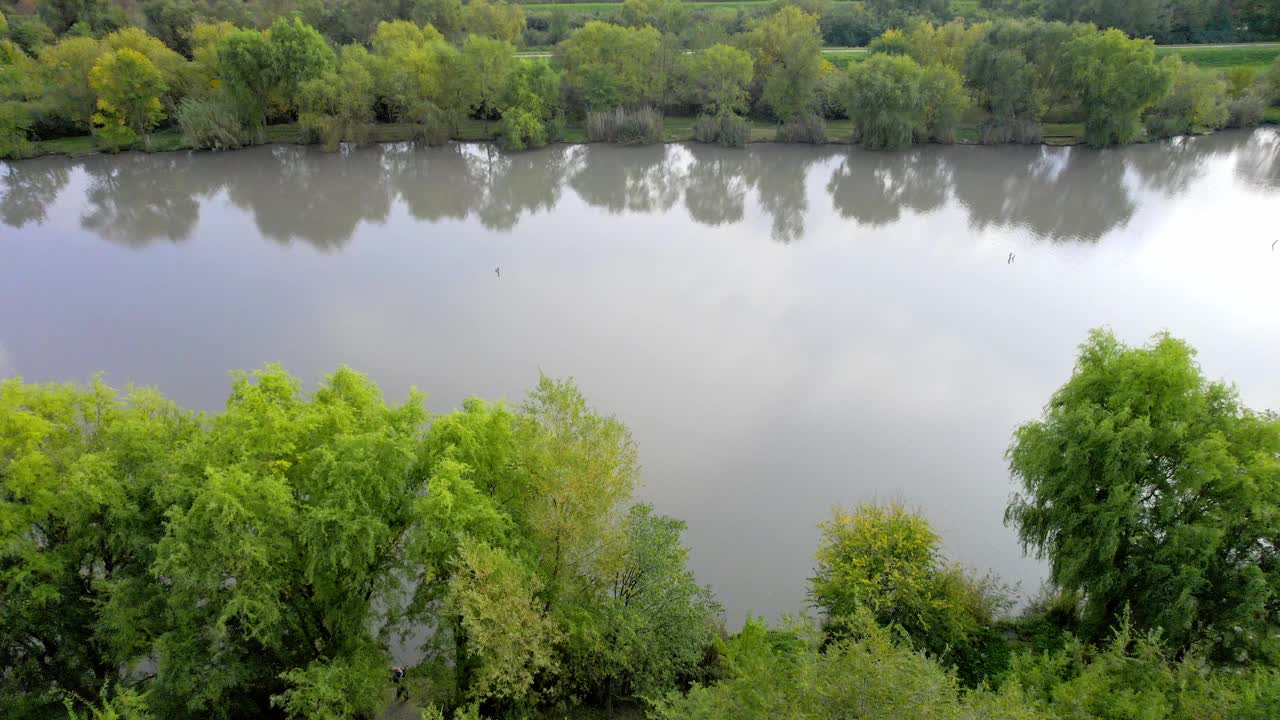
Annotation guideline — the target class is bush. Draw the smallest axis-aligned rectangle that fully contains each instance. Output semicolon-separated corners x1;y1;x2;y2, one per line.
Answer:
1145;58;1229;139
0;101;32;159
177;96;247;151
692;113;750;148
979;120;1042;144
586;106;663;144
809;503;1014;687
774;114;827;143
1226;91;1267;128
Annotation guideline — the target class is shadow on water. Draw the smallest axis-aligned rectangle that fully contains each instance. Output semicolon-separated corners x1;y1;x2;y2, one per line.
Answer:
2;128;1275;250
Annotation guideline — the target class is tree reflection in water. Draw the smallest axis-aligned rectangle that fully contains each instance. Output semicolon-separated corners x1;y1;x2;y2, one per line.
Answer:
2;128;1276;250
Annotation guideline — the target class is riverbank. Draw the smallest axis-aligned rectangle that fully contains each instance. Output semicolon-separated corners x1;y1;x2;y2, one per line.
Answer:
17;112;1278;161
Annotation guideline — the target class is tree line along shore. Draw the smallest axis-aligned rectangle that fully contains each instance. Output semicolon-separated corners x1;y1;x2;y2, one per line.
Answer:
6;329;1280;719
2;0;1280;159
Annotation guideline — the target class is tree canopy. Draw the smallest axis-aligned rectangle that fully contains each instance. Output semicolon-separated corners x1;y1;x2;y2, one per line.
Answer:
1007;329;1280;664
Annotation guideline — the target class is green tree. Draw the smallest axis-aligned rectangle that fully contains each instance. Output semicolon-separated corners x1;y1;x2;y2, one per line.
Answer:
461;34;516;125
299;44;375;150
621;0;687;33
867;27;912;56
1006;329;1280;664
498;58;560;150
558;21;666;112
843;53;924;149
445;540;559;705
37;36;104;132
102;27;191;116
0;11;8;37
462;0;526;43
267;16;335;115
681;43;754;117
216;27;276;132
89;48;168;150
906;18;987;71
412;0;465;36
965;19;1086;141
1063;28;1171;146
918;61;969;142
1145;56;1228;139
149;366;428;718
367;20;449;128
560;504;722;711
743;6;824;122
810;503;1012;685
0;377;195;717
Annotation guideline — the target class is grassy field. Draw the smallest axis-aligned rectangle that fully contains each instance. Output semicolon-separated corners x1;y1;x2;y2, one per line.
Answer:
1154;44;1280;70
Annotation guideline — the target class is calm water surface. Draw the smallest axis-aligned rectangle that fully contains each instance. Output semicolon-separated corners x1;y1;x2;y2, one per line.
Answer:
3;130;1279;625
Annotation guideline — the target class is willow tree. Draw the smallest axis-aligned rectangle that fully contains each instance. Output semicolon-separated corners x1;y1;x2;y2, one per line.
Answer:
1007;329;1280;664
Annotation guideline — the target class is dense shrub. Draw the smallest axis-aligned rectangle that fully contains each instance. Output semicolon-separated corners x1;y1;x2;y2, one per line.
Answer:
979;119;1042;144
586;106;663;144
773;113;826;143
649;615;1039;720
176;95;246;151
1226;91;1267;128
810;503;1014;687
1144;58;1228;139
0;100;32;159
691;113;750;147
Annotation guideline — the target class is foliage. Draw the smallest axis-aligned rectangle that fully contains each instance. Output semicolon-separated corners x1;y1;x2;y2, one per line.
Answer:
558;504;722;706
1144;57;1228;138
867;28;911;56
810;503;1013;686
557;21;666;112
298;44;376;150
692;112;751;146
36;36;104;132
906;18;986;71
1006;329;1280;665
89;48;167;148
773;113;826;142
446;541;560;705
215;27;276;131
1062;28;1171;146
965;19;1084;139
0;376;195;717
176;94;246;150
681;43;754;117
462;0;526;43
1006;616;1238;720
587;106;664;143
649;615;1039;720
917;61;969;142
1225;90;1267;128
843;52;924;150
498;58;561;151
63;682;153;720
745;6;823;122
265;16;335;114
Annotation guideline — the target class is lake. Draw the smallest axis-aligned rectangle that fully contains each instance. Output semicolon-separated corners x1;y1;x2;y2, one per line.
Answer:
2;129;1278;626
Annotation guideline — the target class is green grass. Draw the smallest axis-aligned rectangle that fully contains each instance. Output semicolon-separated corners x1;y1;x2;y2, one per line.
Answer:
824;51;869;69
1266;107;1280;124
1154;45;1280;70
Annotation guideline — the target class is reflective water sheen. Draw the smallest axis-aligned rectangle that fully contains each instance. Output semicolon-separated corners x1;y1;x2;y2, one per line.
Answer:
3;130;1279;624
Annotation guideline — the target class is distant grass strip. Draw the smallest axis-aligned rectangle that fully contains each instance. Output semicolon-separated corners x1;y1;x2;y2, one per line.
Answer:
1154;44;1280;70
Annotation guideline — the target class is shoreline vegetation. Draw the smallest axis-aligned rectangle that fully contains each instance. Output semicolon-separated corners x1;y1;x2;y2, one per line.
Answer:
7;329;1280;720
2;2;1280;161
